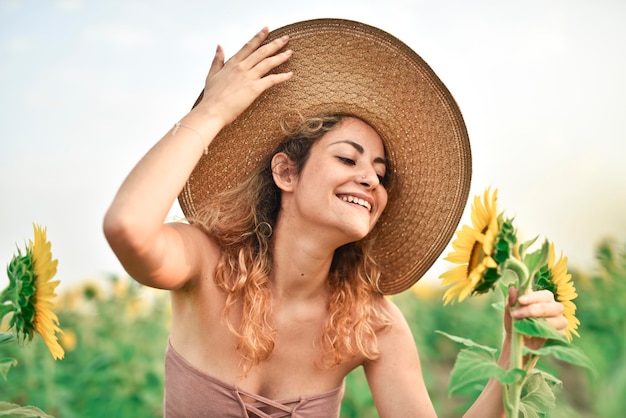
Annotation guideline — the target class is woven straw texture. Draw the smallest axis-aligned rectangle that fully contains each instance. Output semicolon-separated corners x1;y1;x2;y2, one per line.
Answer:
179;19;472;294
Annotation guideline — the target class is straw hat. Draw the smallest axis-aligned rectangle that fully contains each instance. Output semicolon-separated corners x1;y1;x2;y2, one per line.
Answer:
178;18;471;294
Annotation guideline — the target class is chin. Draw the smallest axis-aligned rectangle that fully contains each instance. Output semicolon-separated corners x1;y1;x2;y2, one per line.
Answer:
341;227;371;245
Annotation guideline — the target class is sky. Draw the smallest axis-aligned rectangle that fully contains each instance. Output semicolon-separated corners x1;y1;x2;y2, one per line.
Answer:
1;0;625;291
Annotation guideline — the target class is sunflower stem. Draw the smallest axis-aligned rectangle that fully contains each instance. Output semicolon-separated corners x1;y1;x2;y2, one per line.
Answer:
505;328;526;417
524;354;538;373
502;385;515;417
501;257;531;417
503;257;531;293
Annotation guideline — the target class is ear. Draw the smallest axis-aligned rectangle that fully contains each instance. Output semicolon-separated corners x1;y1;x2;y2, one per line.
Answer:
271;152;297;192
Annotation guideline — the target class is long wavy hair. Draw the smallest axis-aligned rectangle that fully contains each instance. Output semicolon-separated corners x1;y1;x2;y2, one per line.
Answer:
193;113;394;371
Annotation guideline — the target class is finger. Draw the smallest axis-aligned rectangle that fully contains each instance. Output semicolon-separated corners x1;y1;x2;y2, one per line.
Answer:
253;71;293;95
230;27;270;64
523;336;547;352
546;315;569;332
207;44;225;79
243;34;290;71
517;289;555;306
511;301;564;320
252;48;293;79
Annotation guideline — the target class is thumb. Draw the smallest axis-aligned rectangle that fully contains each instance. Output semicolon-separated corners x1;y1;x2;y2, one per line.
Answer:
207;44;225;79
504;286;518;334
508;286;518;307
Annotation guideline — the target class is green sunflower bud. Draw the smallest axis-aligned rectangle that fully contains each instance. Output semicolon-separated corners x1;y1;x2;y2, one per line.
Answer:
5;249;37;342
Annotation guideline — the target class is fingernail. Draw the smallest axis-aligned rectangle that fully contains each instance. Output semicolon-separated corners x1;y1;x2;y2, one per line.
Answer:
281;35;289;43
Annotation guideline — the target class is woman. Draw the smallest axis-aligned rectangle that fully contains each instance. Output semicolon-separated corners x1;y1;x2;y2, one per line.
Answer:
104;20;567;417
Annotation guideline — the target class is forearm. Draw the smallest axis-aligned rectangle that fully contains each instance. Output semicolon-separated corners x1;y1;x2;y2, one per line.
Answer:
463;338;511;418
463;378;505;418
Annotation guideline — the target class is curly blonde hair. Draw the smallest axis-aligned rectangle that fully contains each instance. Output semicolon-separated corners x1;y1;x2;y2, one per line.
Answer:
193;113;394;371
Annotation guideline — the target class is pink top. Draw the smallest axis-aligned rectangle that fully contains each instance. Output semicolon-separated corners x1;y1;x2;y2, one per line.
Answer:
164;340;345;417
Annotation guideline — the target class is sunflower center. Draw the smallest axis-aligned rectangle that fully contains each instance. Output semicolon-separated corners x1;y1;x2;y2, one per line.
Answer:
467;240;485;276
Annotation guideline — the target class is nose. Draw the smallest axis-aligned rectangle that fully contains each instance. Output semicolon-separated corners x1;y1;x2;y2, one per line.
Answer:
357;172;380;188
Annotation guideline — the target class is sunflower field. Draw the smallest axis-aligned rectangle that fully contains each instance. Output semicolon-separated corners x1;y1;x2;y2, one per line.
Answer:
1;238;624;417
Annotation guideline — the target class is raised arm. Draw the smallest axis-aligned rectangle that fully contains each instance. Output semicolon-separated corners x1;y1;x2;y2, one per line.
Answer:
103;27;293;290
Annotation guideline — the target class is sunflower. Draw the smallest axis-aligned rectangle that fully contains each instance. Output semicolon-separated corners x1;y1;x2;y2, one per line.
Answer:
3;224;64;359
440;188;514;304
535;244;580;341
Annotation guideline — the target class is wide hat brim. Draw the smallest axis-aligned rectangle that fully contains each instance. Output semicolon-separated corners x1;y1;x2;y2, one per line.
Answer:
178;18;471;294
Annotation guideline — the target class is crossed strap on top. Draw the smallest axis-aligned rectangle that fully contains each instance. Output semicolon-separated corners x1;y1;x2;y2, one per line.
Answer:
234;389;309;418
165;339;345;418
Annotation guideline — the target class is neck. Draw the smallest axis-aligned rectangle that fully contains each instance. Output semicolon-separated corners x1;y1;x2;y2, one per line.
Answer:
271;218;336;301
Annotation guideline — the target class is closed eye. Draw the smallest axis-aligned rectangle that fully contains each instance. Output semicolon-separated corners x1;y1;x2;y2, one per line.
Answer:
337;156;356;166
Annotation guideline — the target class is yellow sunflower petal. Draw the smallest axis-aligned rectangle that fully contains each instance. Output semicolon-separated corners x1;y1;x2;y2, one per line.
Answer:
30;224;65;360
440;265;470;286
547;244;580;341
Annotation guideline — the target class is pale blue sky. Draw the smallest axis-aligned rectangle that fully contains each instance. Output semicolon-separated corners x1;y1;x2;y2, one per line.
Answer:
1;0;625;289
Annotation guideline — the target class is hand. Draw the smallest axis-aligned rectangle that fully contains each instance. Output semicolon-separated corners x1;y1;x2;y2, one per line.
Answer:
194;27;293;128
505;287;568;350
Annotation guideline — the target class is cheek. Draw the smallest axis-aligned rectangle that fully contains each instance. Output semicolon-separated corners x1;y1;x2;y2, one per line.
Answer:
376;190;389;214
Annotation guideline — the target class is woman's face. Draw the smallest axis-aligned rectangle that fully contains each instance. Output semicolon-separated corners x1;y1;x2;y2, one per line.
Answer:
289;117;389;245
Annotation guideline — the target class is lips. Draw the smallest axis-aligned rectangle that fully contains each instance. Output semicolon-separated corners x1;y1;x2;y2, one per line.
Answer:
338;195;372;212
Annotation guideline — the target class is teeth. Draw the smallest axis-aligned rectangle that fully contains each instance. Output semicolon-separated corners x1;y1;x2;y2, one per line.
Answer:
341;195;372;211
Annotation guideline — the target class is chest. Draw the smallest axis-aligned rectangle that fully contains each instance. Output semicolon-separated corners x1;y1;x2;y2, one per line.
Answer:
171;290;359;399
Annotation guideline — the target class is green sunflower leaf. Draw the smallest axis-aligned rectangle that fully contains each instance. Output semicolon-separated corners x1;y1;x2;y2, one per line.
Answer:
518;236;539;259
513;317;568;343
491;301;505;313
0;402;55;417
518;370;558;418
0;358;18;381
522;240;550;279
523;341;597;376
0;332;16;345
447;348;525;395
435;330;498;354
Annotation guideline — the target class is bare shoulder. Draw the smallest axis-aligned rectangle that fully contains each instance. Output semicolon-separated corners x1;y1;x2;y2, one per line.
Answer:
365;296;437;417
372;297;420;372
377;297;413;337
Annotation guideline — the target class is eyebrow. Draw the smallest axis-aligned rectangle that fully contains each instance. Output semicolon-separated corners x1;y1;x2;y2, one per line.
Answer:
330;140;387;165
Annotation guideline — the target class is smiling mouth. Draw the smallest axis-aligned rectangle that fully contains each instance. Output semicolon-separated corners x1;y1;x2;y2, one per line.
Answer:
339;195;372;212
